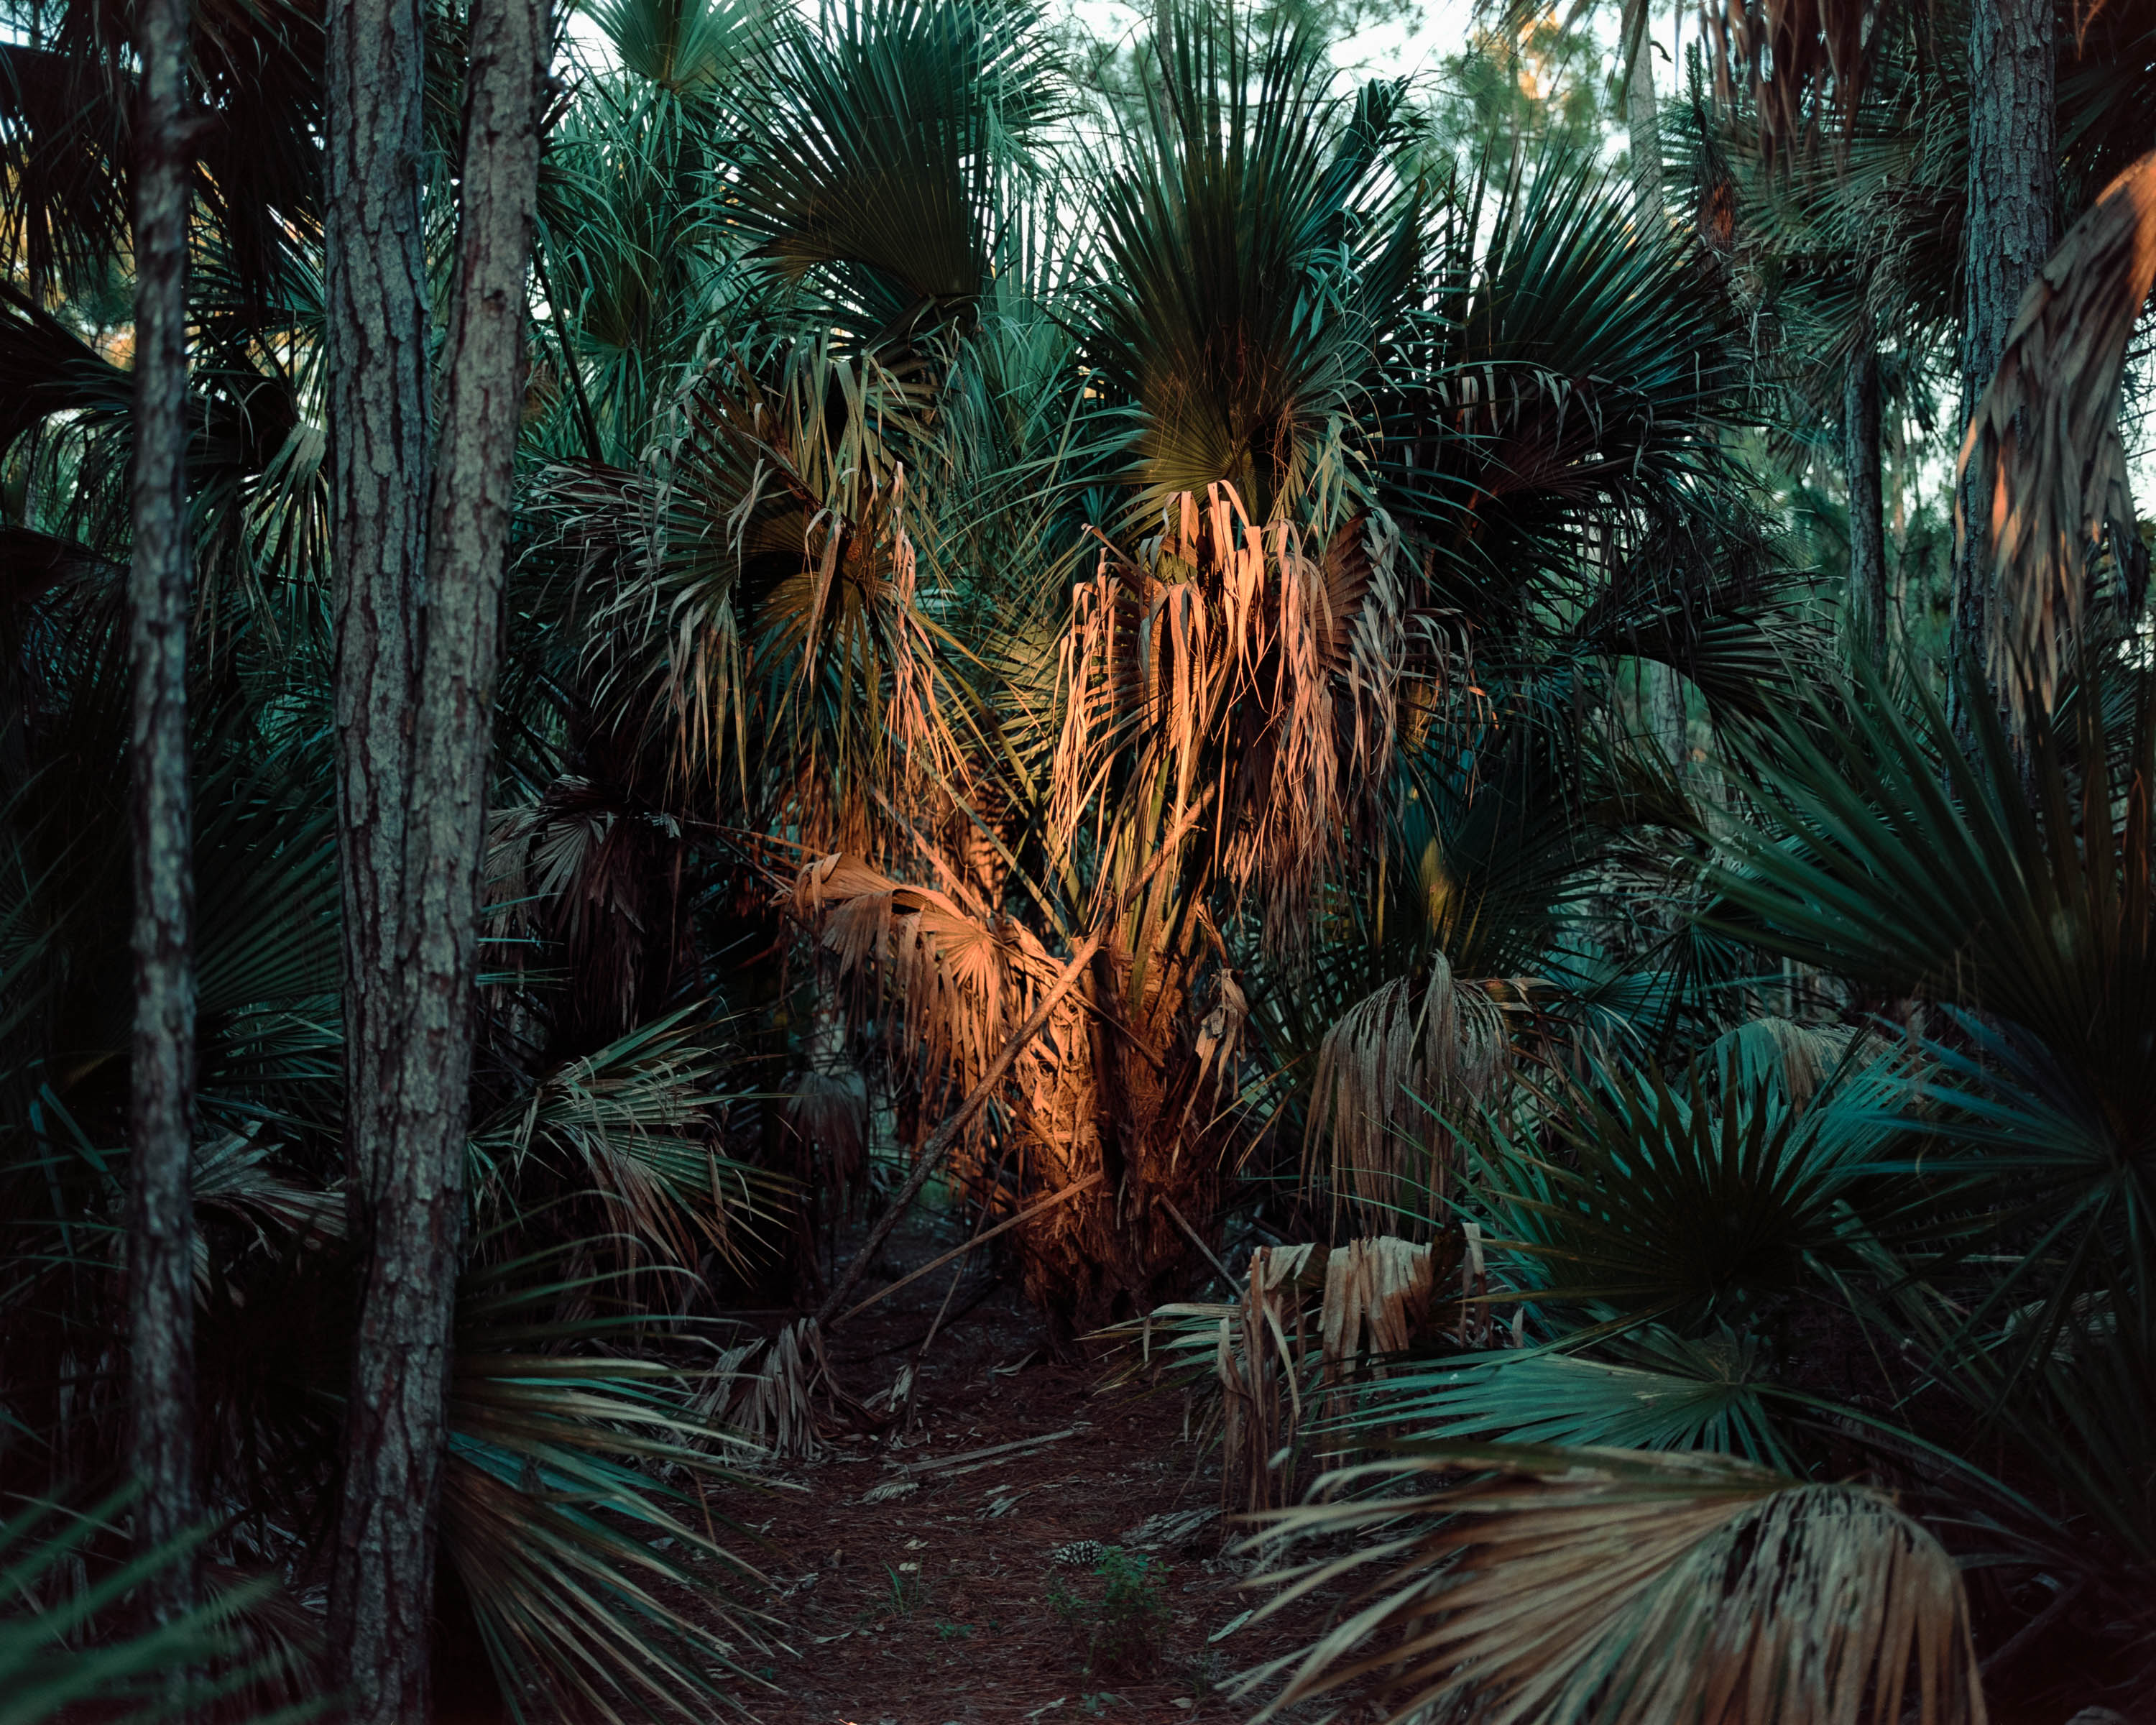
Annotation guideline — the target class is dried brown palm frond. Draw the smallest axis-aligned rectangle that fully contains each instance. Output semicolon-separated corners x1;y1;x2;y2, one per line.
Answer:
1304;959;1511;1235
693;1316;856;1460
1113;1236;1456;1512
1958;150;2156;714
1240;1445;1987;1725
486;771;697;1045
1703;1015;1859;1108
791;851;1089;1128
1705;0;1887;162
780;1067;869;1200
1049;487;1417;947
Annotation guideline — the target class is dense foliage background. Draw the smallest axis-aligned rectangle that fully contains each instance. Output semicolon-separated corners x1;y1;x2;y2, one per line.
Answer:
6;0;2156;1717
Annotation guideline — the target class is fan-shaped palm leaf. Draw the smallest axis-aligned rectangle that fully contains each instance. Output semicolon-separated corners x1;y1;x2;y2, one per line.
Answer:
1240;1443;1986;1725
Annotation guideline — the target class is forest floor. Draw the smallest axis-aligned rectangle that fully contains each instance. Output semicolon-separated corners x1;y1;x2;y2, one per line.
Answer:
735;1217;1331;1725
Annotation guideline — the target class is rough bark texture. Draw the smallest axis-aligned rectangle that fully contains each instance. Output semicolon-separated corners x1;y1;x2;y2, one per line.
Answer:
324;0;545;1716
323;0;433;1708
125;0;199;1617
325;0;430;1219
1844;325;1888;662
1950;0;2054;721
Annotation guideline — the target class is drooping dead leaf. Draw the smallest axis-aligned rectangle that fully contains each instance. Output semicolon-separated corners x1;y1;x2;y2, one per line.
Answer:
1241;1446;1988;1725
1958;149;2156;714
1118;1237;1455;1513
1304;960;1511;1233
697;1317;857;1460
1051;487;1416;948
1707;0;1883;163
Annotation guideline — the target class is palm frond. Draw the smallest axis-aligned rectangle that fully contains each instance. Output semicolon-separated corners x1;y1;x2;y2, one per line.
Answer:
1959;149;2156;709
470;1009;785;1268
1240;1444;1986;1725
444;1248;776;1723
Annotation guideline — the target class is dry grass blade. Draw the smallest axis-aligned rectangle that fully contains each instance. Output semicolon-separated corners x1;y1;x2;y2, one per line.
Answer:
1959;149;2156;712
1239;1445;1987;1725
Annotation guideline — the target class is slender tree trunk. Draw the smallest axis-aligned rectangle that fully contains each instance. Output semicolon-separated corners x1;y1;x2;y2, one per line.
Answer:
1623;0;1687;768
1950;0;2054;725
323;0;433;1707
125;0;198;1627
324;0;546;1714
1623;0;1662;227
1844;319;1887;664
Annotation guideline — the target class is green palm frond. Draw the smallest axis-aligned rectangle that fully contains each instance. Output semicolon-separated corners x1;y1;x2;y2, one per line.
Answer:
584;0;769;95
470;1009;786;1266
723;0;1065;337
1084;7;1415;522
1383;143;1754;636
444;1248;776;1724
1465;1049;1907;1337
1240;1444;1986;1725
1710;663;2156;1366
1352;1326;1793;1466
0;1490;288;1725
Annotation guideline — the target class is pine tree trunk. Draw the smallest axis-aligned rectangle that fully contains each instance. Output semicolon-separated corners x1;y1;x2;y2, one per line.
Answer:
323;0;433;1708
324;0;545;1716
1950;0;2054;724
125;0;198;1625
1844;323;1887;663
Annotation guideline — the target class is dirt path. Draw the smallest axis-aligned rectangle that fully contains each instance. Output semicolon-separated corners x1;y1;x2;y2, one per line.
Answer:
737;1225;1319;1725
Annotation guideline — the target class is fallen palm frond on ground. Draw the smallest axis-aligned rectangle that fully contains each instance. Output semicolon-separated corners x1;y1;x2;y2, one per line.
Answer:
693;1315;878;1460
1237;1444;1988;1725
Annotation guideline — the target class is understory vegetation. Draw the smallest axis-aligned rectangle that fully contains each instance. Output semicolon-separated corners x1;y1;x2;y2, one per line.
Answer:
6;0;2156;1718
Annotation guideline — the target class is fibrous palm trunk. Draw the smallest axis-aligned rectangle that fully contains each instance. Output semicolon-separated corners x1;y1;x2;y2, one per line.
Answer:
1844;321;1888;663
1950;0;2054;725
324;0;545;1716
124;0;198;1633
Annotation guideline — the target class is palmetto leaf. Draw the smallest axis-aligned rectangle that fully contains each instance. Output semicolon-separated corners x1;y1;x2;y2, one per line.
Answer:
1465;1050;1903;1335
584;0;768;95
444;1248;775;1723
1353;1326;1794;1466
0;1489;287;1725
1710;664;2156;1366
722;0;1064;336
1241;1444;1985;1725
469;1009;786;1267
1304;957;1511;1233
1084;9;1414;522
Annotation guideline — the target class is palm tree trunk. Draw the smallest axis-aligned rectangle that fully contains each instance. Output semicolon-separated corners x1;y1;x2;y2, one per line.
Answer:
124;0;198;1629
1950;0;2054;724
324;0;545;1716
1844;321;1887;663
